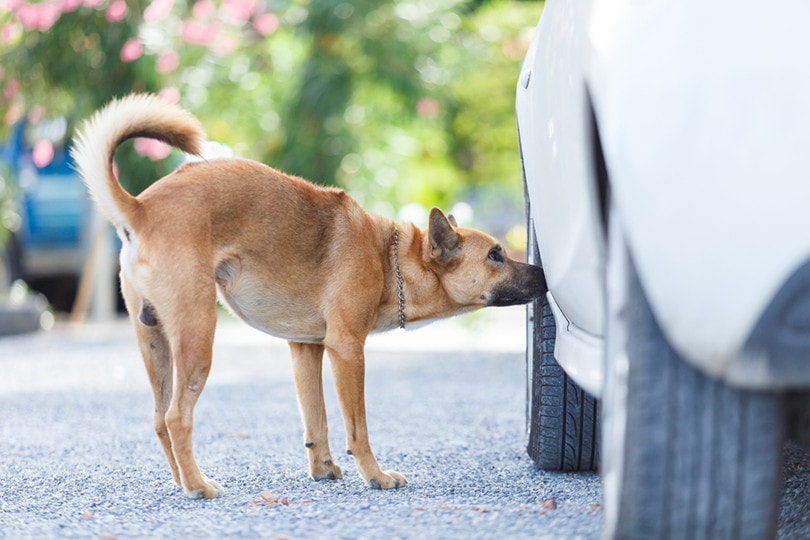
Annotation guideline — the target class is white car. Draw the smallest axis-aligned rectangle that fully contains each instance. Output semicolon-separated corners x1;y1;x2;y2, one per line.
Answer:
517;1;810;537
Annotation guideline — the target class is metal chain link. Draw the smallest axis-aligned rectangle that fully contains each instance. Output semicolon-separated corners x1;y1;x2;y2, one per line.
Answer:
393;228;406;329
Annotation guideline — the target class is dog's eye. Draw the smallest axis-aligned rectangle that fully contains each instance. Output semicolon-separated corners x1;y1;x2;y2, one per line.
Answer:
487;247;505;264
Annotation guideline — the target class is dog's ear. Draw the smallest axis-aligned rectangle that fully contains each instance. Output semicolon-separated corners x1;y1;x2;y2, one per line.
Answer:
447;214;458;227
429;207;461;261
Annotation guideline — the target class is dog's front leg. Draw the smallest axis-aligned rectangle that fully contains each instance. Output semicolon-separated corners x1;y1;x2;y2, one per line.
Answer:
325;341;408;490
289;342;343;481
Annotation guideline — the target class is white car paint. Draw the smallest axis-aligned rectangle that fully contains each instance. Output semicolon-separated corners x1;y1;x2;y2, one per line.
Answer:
518;0;810;390
517;0;605;395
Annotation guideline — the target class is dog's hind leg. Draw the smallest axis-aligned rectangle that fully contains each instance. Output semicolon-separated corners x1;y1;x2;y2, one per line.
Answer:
121;277;181;485
325;336;408;490
289;342;343;481
161;291;223;499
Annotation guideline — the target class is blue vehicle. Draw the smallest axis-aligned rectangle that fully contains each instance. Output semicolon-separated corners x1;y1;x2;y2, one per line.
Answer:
0;117;90;294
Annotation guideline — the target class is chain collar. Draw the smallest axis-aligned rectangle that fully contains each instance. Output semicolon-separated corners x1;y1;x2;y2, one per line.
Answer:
392;227;406;329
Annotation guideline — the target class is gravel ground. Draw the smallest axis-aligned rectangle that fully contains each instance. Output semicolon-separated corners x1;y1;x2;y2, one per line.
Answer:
0;307;807;539
0;308;603;539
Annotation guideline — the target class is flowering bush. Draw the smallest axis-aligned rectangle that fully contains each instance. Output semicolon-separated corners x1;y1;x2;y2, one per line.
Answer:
0;0;542;214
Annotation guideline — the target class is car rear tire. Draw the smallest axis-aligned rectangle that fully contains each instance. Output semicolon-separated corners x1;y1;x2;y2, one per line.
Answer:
602;207;784;539
526;221;599;471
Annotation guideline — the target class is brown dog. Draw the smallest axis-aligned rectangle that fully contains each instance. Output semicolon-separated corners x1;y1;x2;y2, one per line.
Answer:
71;94;546;498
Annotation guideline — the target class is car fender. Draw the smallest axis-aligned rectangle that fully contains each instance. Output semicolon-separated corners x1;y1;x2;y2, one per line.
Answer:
586;0;810;387
517;0;605;395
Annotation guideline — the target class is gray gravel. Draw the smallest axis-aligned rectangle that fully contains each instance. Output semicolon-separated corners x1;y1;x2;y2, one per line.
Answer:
0;312;808;539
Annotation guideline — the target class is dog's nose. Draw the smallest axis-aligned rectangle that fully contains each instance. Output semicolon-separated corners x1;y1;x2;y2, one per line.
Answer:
527;264;548;299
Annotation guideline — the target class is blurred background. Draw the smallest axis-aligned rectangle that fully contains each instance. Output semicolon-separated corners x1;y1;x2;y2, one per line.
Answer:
0;0;543;323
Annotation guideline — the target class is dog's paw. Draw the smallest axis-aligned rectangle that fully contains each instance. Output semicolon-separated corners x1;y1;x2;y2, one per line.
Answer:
311;460;343;481
184;477;225;499
367;470;408;490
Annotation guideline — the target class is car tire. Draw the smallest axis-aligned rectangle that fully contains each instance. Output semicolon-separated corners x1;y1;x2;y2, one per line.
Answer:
602;206;784;539
525;220;599;472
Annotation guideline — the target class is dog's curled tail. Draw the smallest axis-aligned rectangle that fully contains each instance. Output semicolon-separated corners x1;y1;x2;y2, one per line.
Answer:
71;94;205;228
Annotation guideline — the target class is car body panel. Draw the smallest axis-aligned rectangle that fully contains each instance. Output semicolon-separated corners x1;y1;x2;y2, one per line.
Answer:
546;290;603;397
519;0;810;390
586;0;810;386
516;0;605;395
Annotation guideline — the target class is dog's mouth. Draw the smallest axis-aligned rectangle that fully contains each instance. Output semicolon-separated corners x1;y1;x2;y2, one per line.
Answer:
487;285;541;307
489;296;520;307
488;291;531;307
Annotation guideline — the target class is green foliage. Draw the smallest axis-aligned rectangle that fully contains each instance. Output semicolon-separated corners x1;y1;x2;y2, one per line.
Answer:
0;0;543;221
0;161;17;246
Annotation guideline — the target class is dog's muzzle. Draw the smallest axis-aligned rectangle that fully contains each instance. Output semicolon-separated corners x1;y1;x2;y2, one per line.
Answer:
488;264;547;307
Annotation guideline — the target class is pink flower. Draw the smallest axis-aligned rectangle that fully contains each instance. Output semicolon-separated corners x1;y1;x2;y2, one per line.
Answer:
120;38;143;63
5;105;24;127
0;1;22;12
4;79;20;99
106;0;127;22
33;139;55;168
223;0;257;23
192;0;215;19
156;51;179;73
416;97;440;119
158;87;180;104
144;0;173;22
14;4;38;30
212;35;238;57
16;1;63;32
62;0;82;12
253;12;279;36
1;23;22;44
134;138;171;161
181;20;219;46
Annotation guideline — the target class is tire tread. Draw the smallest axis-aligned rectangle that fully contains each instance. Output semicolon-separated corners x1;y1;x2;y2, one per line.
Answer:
527;297;599;471
614;265;784;540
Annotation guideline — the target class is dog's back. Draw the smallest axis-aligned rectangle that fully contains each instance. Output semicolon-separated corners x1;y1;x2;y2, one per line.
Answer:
72;95;370;259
